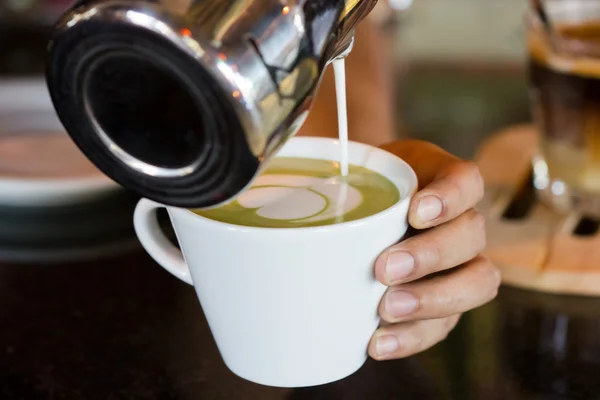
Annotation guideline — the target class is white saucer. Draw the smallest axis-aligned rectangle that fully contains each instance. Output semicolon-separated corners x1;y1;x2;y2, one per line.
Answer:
0;77;121;207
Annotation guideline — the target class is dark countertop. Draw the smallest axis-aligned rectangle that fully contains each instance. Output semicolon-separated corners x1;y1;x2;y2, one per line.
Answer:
1;243;600;400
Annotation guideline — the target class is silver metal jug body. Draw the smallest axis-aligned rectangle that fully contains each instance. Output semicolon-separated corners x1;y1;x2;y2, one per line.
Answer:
46;0;377;208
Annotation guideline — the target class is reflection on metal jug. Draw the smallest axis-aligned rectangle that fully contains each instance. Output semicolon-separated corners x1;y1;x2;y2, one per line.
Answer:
46;0;378;208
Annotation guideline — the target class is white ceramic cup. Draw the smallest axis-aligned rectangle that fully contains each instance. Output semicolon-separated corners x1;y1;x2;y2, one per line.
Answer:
133;137;418;387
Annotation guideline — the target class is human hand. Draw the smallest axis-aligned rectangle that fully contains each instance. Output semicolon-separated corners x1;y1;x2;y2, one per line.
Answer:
368;140;500;360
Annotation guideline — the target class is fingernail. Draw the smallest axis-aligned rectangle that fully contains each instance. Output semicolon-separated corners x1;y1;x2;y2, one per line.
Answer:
376;335;399;357
417;195;443;223
386;290;419;317
386;251;415;282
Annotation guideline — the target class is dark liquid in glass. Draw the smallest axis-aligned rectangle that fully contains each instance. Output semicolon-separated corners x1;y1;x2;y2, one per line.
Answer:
529;22;600;191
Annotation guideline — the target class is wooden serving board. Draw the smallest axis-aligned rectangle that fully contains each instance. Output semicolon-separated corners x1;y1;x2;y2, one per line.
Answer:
476;124;600;297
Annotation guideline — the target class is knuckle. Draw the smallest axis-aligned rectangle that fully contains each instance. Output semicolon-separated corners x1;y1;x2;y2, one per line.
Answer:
466;209;487;251
439;315;461;341
425;237;443;272
447;314;462;331
438;327;451;342
487;285;499;303
478;258;501;301
406;330;425;353
491;270;501;299
470;209;486;231
434;318;455;344
454;159;478;176
436;290;459;311
443;315;455;330
413;331;425;350
404;324;426;354
490;263;502;289
455;160;484;198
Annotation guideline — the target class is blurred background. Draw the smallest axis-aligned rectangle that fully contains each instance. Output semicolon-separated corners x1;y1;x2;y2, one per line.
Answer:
394;0;530;158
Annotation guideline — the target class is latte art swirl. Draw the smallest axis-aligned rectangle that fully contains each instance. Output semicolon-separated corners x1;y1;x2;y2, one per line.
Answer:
194;157;400;228
238;175;363;223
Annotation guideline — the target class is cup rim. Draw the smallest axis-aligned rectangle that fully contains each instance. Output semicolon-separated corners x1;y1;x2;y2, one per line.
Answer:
168;136;418;232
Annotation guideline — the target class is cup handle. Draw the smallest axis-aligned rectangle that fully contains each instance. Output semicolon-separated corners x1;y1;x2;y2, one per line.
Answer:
133;199;193;285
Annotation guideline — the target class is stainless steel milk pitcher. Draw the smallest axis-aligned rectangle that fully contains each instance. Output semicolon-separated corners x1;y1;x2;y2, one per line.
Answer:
46;0;378;208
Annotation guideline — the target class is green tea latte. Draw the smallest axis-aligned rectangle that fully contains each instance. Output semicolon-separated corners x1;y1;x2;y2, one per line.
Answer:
193;157;400;228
